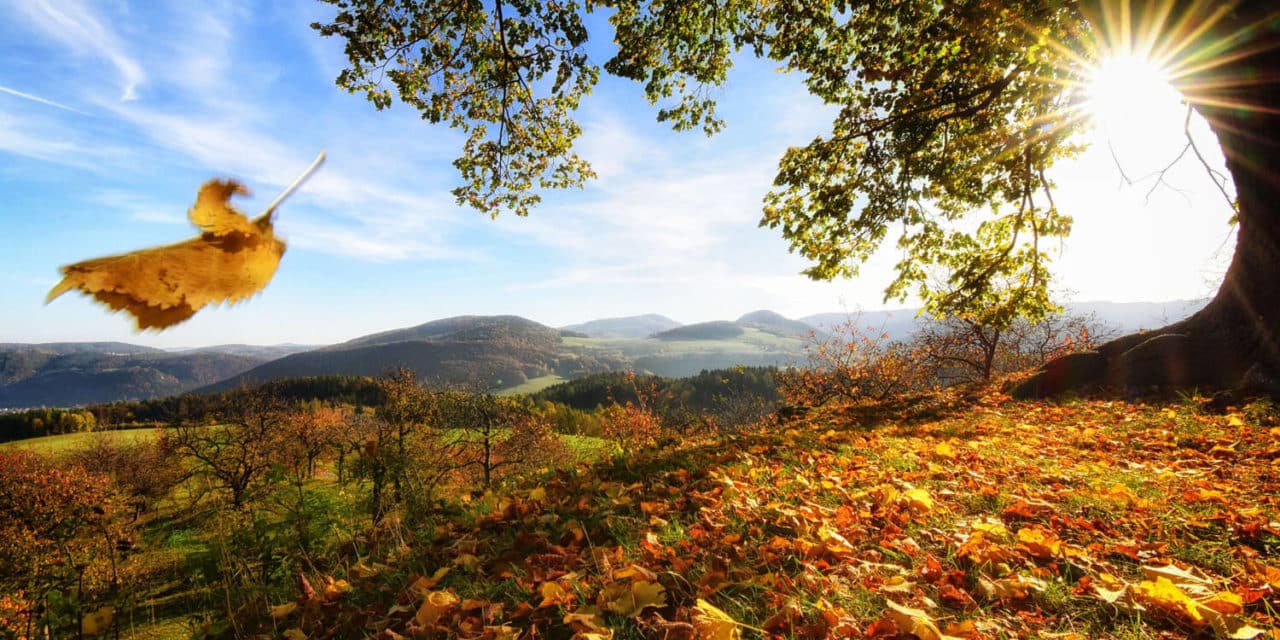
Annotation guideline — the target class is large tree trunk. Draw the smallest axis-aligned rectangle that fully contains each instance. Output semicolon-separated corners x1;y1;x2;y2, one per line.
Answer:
1015;0;1280;399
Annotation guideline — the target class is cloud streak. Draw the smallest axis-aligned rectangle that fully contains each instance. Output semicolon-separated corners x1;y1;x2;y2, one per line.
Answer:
0;85;86;114
10;0;146;101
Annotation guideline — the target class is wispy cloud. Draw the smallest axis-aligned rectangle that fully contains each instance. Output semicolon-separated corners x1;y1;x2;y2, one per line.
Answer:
0;84;86;114
10;0;145;101
92;190;186;225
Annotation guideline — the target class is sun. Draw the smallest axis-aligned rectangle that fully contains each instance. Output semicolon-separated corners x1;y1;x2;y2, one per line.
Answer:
1085;51;1184;134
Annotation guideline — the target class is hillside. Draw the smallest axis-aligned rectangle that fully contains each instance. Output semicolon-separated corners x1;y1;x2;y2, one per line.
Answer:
175;344;318;360
0;344;263;408
653;320;744;341
206;315;623;393
737;309;820;338
561;314;683;339
231;392;1280;640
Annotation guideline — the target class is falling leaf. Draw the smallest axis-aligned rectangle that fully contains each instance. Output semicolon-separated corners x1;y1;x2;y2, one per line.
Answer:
46;151;324;330
692;598;741;640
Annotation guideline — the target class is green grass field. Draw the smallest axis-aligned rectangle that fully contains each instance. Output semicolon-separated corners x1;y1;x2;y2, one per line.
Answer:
0;427;162;456
496;374;567;396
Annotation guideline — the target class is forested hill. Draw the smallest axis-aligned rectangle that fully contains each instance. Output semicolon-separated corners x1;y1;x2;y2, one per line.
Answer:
202;315;622;393
0;343;263;409
560;314;682;338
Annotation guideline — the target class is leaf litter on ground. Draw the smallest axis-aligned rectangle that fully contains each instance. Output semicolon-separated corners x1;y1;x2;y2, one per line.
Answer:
262;388;1280;639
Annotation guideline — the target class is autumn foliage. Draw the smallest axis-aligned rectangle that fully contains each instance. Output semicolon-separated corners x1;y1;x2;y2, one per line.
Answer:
237;390;1280;639
0;450;131;638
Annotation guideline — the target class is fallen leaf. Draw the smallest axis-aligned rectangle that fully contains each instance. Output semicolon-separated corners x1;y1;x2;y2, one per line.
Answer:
693;598;741;640
269;602;298;620
884;600;942;640
416;590;460;626
904;488;934;513
1134;577;1203;624
602;580;666;617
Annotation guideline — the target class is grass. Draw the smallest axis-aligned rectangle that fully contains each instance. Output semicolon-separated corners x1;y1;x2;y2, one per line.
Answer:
270;391;1278;639
8;391;1278;640
497;374;567;396
0;427;161;456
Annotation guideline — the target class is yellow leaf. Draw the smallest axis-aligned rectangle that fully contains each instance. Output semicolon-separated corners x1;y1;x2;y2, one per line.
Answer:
1141;564;1214;597
692;598;741;640
1208;614;1267;639
1200;591;1243;615
269;602;298;620
602;580;666;617
46;152;324;330
409;567;451;596
486;625;521;640
540;581;569;607
1227;414;1245;427
81;606;114;636
323;578;351;599
932;442;957;459
904;488;934;513
282;629;308;640
1135;577;1203;624
1091;573;1128;603
1016;527;1062;559
884;600;942;640
564;606;608;631
415;590;460;626
528;487;547;501
454;553;479;570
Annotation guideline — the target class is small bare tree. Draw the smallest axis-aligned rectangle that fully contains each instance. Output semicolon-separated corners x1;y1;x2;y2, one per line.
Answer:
162;387;289;510
914;310;1109;385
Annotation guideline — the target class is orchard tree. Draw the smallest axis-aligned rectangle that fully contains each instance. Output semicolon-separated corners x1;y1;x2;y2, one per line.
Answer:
314;1;1280;396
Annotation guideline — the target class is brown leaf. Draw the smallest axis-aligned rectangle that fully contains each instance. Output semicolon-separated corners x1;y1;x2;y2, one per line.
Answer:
46;152;324;330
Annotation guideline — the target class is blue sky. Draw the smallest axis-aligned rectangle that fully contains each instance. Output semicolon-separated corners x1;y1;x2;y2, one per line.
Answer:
0;1;1238;348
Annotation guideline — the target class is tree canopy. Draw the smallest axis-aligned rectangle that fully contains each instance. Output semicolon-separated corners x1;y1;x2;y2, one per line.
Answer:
312;1;1254;329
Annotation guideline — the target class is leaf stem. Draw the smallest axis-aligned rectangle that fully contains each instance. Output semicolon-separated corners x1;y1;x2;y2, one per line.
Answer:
261;150;327;219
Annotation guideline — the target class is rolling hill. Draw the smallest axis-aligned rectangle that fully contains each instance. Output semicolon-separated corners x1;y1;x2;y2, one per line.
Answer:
560;314;682;339
0;343;264;409
203;315;628;393
1;302;1205;407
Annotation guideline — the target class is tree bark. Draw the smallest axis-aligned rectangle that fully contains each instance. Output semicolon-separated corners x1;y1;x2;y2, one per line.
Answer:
1015;0;1280;398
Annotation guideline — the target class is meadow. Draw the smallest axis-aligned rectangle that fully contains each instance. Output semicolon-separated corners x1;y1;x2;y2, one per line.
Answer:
4;379;1276;640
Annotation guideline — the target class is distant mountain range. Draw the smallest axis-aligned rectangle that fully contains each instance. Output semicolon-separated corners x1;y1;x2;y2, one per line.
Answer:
560;314;681;339
0;343;263;408
0;299;1206;409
